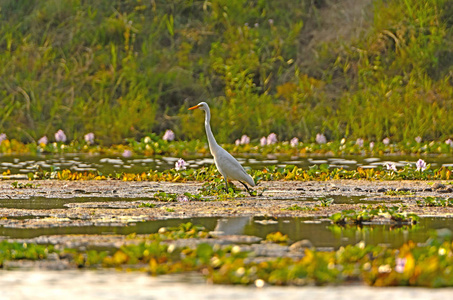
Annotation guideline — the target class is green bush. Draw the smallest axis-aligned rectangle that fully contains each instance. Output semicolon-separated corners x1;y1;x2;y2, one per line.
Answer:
1;0;452;144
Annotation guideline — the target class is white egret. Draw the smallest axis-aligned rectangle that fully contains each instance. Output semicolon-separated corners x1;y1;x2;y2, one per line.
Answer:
188;102;255;193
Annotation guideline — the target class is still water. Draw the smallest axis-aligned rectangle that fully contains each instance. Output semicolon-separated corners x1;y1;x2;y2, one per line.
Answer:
1;153;453;175
1;213;451;249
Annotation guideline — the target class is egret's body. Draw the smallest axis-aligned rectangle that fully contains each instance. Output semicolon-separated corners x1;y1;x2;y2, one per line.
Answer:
189;102;255;192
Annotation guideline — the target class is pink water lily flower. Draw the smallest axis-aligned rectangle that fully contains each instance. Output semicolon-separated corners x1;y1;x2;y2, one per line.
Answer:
84;132;95;145
240;135;250;145
122;150;132;158
175;158;187;171
316;133;326;144
163;129;175;141
54;129;67;143
177;195;189;202
267;133;277;145
416;159;427;172
395;258;406;273
290;137;299;147
260;136;267;146
356;138;364;148
384;162;397;172
0;133;6;144
38;136;48;145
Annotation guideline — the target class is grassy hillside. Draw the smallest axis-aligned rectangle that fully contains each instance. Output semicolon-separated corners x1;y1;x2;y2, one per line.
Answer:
1;0;452;144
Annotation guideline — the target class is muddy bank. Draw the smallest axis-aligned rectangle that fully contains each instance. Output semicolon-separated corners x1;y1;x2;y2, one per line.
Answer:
0;179;452;249
1;179;451;200
1;180;453;223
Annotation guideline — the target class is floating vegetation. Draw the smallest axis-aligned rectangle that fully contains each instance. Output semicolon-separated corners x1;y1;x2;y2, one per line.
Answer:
384;190;414;196
23;162;453;183
138;203;156;208
154;222;210;240
2;136;453;157
152;192;179;202
329;205;419;225
317;197;334;207
10;181;39;189
198;180;247;198
264;232;290;245
282;204;316;212
0;241;55;267
416;197;453;207
2;226;453;287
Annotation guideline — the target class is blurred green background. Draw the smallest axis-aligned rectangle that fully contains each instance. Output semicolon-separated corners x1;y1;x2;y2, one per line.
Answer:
1;0;452;144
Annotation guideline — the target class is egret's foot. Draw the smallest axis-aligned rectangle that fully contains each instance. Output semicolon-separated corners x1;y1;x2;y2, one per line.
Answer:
239;181;255;196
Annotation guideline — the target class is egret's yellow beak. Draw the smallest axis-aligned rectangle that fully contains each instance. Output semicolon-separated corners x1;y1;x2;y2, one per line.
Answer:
188;104;201;110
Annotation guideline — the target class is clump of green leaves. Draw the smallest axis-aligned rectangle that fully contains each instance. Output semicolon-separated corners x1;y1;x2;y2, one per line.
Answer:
265;232;290;245
155;222;210;240
198;180;246;198
138;203;156;208
76;230;453;287
317;197;334;207
22;160;453;183
0;241;56;267
152;191;208;202
4;225;453;287
10;181;39;189
282;204;315;211
385;190;414;196
153;192;178;202
416;197;453;207
330;205;419;225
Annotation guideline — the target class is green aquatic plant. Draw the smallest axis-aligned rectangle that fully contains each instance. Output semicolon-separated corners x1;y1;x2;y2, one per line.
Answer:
25;163;453;182
153;192;178;202
384;190;414;196
330;206;419;225
10;181;39;189
153;222;210;240
317;197;334;207
0;241;56;267
3;227;453;287
138;203;156;208
265;232;290;245
198;180;247;198
416;197;453;207
282;204;315;211
1;135;453;159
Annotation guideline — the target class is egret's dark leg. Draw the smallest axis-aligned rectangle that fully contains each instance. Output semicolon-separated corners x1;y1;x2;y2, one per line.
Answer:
224;177;229;192
239;181;253;196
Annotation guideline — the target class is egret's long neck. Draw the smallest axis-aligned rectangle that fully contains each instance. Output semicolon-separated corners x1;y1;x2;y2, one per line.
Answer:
204;107;219;155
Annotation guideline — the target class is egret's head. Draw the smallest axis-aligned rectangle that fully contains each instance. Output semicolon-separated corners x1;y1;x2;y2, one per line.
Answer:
188;102;208;111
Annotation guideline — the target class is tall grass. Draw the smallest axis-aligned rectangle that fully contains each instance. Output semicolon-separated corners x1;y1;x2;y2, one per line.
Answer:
0;0;452;144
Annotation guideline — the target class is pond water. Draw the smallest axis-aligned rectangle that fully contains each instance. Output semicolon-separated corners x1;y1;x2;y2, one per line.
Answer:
1;153;453;176
1;212;452;249
0;194;446;248
0;196;151;210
